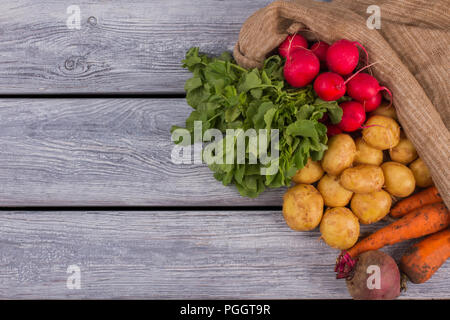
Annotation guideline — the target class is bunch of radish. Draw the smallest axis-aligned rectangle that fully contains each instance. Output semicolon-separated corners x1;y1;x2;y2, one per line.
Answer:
280;34;392;135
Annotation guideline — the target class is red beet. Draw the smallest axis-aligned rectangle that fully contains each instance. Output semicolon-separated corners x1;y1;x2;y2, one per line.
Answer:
313;72;346;101
284;48;320;87
345;251;401;300
278;34;308;58
338;101;366;132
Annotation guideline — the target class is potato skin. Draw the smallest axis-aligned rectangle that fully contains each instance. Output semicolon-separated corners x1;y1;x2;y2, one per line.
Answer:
381;162;416;197
292;158;324;184
340;165;385;194
318;174;353;207
409;158;433;188
320;207;360;250
354;137;384;166
346;251;400;300
389;134;417;164
321;134;356;176
362;115;400;150
370;102;398;121
351;190;392;224
283;184;324;231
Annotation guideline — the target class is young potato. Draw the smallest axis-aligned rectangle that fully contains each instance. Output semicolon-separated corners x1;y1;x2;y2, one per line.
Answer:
351;190;392;224
354;137;384;166
389;132;417;164
282;184;324;231
320;207;360;250
292;158;324;184
321;134;356;176
362;115;400;150
317;174;354;207
340;165;385;194
370;101;398;121
409;158;433;188
381;162;416;197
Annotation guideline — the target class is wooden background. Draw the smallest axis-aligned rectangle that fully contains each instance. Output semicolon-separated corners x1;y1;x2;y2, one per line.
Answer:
0;0;448;299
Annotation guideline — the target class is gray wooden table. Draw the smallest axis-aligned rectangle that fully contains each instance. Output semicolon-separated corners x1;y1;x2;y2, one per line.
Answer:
0;0;448;299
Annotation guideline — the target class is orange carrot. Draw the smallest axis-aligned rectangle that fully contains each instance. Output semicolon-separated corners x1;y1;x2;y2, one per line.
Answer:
400;228;450;284
390;186;442;218
336;202;449;278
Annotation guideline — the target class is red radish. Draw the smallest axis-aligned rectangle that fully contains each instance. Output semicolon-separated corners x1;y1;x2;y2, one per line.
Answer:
326;39;368;75
310;41;329;62
278;34;308;58
342;73;352;81
319;113;329;123
283;48;320;87
361;92;382;112
326;124;342;137
347;73;392;102
338;101;366;132
313;72;346;101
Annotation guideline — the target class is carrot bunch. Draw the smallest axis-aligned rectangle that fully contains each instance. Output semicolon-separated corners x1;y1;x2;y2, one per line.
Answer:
335;186;450;283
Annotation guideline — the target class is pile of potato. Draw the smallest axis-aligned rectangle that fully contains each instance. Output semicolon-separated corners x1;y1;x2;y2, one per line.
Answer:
282;103;433;250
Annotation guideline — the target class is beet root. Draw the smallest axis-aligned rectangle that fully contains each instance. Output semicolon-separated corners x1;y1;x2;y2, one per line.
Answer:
345;251;401;300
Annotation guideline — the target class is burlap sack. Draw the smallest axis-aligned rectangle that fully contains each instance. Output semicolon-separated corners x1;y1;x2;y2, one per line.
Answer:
234;0;450;207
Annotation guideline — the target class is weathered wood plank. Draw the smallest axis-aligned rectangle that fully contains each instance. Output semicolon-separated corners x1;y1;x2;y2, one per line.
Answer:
0;210;448;299
0;0;275;93
0;98;285;206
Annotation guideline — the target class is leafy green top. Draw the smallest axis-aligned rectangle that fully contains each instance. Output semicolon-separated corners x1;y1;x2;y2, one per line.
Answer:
172;47;343;198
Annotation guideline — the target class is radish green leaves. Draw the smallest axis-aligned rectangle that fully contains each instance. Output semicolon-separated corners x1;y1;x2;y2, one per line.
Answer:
173;48;342;197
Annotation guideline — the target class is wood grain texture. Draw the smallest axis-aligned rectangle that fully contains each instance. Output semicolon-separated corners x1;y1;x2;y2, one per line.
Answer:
0;98;285;206
0;0;272;93
0;210;448;299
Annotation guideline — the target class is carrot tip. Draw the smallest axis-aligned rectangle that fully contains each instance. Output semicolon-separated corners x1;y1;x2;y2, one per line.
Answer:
335;251;357;279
